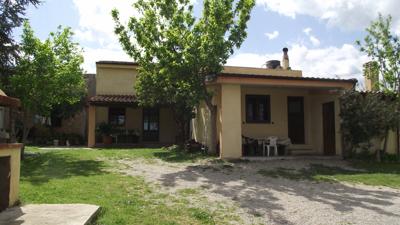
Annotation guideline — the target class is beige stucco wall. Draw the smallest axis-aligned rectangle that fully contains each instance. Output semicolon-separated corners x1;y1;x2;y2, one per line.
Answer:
0;145;21;207
159;108;179;143
126;108;142;131
94;106;177;143
219;84;242;158
368;131;398;154
193;84;345;158
241;86;312;147
191;86;221;151
223;66;302;77
96;65;138;95
309;94;342;155
386;131;398;154
96;107;108;124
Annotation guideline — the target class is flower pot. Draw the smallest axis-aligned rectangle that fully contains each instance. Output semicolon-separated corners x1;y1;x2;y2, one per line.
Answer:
102;135;112;145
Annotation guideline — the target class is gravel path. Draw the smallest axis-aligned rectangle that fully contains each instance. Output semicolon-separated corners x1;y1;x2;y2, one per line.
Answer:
117;158;400;225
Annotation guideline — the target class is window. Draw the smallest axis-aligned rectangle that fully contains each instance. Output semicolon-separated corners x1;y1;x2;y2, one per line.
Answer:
245;95;271;123
109;107;126;126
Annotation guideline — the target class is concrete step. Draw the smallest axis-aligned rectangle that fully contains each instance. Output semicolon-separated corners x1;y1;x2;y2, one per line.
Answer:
287;145;316;155
0;204;100;225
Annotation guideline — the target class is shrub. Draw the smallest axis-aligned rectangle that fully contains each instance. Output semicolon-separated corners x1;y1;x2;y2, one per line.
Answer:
340;91;400;159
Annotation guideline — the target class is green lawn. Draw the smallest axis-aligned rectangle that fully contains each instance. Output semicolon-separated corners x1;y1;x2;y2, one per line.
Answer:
258;162;400;189
20;147;219;225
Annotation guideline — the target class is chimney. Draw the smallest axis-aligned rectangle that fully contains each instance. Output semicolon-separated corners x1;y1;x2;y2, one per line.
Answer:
282;47;289;70
363;61;379;91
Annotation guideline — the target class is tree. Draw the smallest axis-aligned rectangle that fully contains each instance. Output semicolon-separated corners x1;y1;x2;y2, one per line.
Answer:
10;22;86;152
0;0;40;87
113;0;255;152
340;91;400;161
356;14;400;160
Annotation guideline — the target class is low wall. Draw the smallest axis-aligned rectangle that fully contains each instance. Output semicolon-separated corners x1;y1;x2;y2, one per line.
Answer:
0;143;21;207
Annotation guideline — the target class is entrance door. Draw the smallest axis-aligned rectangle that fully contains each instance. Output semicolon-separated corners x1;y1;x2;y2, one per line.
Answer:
0;156;10;212
287;97;305;144
143;108;159;142
323;101;336;155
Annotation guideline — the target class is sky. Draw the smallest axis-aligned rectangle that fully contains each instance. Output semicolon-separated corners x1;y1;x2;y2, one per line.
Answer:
16;0;400;85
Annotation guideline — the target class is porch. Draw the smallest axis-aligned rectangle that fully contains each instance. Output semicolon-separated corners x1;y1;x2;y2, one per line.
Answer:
87;95;178;147
193;74;355;159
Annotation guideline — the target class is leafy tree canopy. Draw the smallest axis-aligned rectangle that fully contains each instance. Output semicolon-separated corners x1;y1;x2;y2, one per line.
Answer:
113;0;254;104
113;0;255;148
356;14;400;94
10;21;86;143
340;91;400;157
0;0;40;83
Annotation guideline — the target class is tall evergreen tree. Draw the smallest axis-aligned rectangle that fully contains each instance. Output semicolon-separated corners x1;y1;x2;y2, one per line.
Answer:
0;0;40;87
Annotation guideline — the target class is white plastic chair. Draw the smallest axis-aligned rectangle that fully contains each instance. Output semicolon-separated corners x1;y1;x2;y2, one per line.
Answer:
263;136;278;157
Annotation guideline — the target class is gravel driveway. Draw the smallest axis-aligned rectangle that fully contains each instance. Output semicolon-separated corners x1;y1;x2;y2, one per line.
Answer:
117;158;400;225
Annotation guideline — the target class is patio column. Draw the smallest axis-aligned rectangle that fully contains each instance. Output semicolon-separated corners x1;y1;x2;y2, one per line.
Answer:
220;84;242;159
88;105;96;147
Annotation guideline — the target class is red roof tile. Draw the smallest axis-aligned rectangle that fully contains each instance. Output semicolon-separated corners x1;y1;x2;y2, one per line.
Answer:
89;95;137;105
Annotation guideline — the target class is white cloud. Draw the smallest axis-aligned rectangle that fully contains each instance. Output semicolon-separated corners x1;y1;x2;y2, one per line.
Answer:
303;27;312;35
227;43;369;84
309;35;320;47
302;27;320;47
72;0;138;72
265;30;279;40
82;47;132;73
302;28;320;47
256;0;400;33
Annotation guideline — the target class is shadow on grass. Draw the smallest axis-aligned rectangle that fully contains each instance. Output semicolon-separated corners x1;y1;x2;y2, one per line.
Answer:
258;163;400;183
258;164;357;181
153;148;212;163
21;151;107;185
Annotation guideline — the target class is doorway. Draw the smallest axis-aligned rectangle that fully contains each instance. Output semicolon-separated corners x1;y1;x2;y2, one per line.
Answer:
143;108;159;142
287;97;305;144
0;156;10;212
323;101;336;155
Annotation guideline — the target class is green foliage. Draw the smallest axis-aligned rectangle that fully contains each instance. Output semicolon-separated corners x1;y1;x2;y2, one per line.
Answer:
0;0;40;84
97;122;113;136
112;0;255;144
258;162;400;189
340;91;400;156
11;22;85;116
20;147;229;224
356;14;400;93
9;22;86;144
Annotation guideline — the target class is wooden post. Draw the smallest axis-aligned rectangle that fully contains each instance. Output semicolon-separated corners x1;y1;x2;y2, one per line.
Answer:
88;105;96;147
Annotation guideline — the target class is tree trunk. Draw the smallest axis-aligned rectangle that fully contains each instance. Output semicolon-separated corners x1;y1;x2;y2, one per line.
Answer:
171;107;189;148
20;111;33;159
383;129;389;154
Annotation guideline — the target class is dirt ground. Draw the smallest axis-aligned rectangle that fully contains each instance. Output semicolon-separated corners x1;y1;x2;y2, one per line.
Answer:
116;158;400;225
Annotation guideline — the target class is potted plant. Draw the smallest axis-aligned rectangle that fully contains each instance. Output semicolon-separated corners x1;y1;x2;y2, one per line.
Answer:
97;122;113;145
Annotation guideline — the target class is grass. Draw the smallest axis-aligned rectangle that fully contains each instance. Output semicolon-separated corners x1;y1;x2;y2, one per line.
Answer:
258;162;400;189
20;147;224;225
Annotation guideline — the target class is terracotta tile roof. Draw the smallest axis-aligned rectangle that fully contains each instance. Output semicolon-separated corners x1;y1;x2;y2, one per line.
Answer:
96;61;139;66
89;95;137;105
219;72;358;83
0;95;21;108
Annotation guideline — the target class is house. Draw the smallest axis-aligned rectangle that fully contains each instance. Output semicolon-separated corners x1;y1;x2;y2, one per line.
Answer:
87;48;357;158
87;61;179;147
